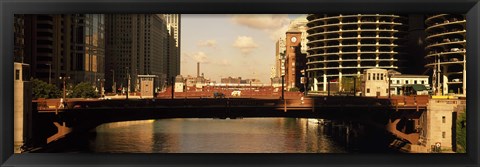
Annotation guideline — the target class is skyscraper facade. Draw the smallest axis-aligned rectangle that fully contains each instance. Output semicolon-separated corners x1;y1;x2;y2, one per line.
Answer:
285;29;307;90
162;14;181;48
163;14;181;82
275;38;286;78
105;14;176;92
19;14;105;88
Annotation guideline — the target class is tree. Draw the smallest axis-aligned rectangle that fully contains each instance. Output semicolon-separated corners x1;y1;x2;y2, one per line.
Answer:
456;111;467;153
31;78;61;99
69;82;99;98
289;87;300;92
341;76;361;93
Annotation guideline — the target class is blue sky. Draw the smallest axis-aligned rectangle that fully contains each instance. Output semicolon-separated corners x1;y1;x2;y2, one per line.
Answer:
180;14;306;83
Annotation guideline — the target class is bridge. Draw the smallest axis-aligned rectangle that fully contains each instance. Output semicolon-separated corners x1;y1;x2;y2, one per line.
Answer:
25;95;429;152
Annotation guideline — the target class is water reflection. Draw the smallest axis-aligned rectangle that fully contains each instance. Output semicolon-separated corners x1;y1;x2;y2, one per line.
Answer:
89;118;347;153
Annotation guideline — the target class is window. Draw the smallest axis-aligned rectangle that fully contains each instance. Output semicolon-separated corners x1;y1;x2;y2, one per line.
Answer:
414;80;417;84
386;89;388;93
367;88;370;93
442;132;446;138
381;74;384;80
15;70;20;80
421;80;425;84
405;80;409;84
397;80;400;84
442;116;446;123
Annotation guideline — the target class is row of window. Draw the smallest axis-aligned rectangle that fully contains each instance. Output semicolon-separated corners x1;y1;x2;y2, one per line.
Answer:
391;79;427;85
367;72;386;81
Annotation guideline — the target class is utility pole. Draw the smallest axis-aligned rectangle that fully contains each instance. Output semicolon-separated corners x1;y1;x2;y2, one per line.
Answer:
328;80;331;97
46;64;51;85
111;69;115;94
353;76;356;97
171;76;175;99
126;67;130;100
60;76;69;102
388;73;392;99
281;75;285;100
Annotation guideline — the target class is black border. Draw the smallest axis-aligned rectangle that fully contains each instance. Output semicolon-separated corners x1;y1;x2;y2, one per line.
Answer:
1;0;479;166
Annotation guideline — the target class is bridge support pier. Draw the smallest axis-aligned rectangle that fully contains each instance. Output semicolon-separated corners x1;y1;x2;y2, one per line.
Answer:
47;122;72;143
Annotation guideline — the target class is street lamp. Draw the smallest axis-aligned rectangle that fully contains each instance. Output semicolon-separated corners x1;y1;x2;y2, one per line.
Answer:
46;64;51;84
110;69;116;94
98;78;105;97
125;67;130;100
59;76;70;102
388;72;393;100
281;55;286;100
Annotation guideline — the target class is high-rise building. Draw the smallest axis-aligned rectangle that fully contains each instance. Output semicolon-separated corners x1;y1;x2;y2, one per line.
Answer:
424;14;466;96
105;14;172;92
14;15;25;63
305;14;409;92
285;29;307;90
162;14;181;47
288;16;309;54
163;14;181;81
274;16;309;88
275;38;286;78
167;23;180;82
20;14;105;88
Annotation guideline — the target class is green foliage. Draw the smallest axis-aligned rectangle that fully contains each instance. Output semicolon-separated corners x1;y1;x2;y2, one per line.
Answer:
69;82;99;98
289;87;300;92
341;77;361;92
31;78;61;99
456;111;467;153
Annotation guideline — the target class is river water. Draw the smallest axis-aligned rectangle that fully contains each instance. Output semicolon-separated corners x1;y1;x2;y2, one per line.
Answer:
83;118;396;153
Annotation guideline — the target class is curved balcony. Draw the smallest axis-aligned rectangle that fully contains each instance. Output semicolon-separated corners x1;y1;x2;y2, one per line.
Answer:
306;36;399;44
425;20;466;33
425;50;466;58
425;60;465;68
307;14;404;27
425;30;466;41
425;40;466;50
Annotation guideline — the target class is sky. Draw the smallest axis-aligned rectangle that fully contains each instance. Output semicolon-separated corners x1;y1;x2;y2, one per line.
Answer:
180;14;306;83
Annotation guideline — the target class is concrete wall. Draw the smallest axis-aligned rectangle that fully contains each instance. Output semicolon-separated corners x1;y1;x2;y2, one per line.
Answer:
174;82;184;92
362;69;388;97
140;77;155;98
14;63;32;153
419;99;466;152
14;63;24;153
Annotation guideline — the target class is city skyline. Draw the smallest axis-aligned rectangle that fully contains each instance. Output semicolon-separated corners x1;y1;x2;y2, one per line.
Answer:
180;14;306;83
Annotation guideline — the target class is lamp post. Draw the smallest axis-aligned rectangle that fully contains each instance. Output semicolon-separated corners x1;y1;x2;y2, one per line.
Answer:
281;55;286;100
59;76;70;101
388;72;392;100
353;76;357;97
110;69;116;94
98;78;105;97
301;69;307;96
46;64;51;84
126;67;130;100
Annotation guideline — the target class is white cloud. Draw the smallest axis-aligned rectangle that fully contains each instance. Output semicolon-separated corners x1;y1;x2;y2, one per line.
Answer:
184;51;211;64
233;36;258;55
231;14;290;30
231;14;291;40
197;39;217;48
